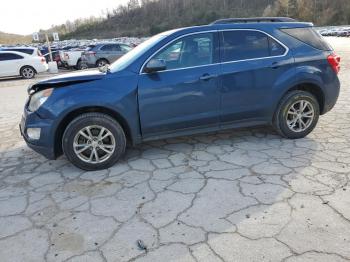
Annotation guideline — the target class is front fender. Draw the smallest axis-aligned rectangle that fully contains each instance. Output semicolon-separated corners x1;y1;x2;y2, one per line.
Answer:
38;73;141;146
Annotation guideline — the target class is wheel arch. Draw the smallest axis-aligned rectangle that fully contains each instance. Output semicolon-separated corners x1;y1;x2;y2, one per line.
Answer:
275;82;325;119
20;65;37;75
54;106;133;157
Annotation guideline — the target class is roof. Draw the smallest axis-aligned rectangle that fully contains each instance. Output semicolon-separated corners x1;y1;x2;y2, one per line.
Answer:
165;20;313;40
211;17;297;24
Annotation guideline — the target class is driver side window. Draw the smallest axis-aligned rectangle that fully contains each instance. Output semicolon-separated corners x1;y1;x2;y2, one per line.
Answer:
153;33;215;70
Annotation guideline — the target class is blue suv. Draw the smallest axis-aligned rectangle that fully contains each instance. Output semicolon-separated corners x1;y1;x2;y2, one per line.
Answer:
20;17;341;170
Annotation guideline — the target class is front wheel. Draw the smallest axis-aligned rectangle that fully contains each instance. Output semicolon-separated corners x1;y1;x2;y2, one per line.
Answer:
62;113;126;171
273;90;320;139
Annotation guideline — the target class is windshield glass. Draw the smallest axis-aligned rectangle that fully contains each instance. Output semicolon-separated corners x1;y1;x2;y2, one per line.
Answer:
109;33;167;73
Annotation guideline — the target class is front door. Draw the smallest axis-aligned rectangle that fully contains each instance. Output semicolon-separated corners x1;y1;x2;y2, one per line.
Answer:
138;32;221;138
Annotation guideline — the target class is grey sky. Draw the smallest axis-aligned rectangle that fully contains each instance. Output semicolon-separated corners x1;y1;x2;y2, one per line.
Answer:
1;0;128;35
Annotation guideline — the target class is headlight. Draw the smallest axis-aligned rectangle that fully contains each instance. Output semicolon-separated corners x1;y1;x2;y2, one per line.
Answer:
28;88;53;112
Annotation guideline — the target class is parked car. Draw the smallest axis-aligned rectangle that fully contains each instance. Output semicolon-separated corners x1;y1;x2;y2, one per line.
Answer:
44;51;63;67
20;17;340;170
0;51;48;79
81;43;132;68
59;49;85;70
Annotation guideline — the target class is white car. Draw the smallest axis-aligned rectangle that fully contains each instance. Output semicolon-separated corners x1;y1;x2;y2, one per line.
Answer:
0;51;48;79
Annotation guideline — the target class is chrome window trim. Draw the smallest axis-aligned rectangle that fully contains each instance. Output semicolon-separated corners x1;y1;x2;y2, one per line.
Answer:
139;29;289;75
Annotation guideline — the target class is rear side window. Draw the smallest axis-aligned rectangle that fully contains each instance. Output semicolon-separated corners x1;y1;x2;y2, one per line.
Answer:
281;27;332;51
0;53;23;61
269;38;286;56
120;44;132;52
222;31;286;62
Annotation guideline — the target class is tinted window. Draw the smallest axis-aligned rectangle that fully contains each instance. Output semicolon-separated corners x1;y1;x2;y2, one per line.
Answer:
153;33;215;70
0;53;23;61
222;31;270;62
281;27;332;51
269;38;286;56
101;44;120;51
120;44;132;52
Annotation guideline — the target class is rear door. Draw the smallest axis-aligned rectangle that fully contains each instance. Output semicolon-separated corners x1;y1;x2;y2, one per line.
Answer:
219;30;294;125
109;44;123;62
99;44;114;63
138;32;221;138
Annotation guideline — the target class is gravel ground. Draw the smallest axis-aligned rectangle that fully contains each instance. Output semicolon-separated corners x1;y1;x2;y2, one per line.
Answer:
0;37;349;262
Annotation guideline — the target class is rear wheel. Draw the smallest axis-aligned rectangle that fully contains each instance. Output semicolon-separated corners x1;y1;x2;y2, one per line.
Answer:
273;90;320;139
20;66;36;79
96;59;109;68
76;60;88;70
62;113;126;171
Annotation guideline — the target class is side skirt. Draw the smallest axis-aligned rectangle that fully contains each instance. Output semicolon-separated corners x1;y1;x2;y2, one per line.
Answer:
141;119;269;143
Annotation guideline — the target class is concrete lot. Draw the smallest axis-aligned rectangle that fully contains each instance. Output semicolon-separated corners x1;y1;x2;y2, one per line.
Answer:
0;37;349;262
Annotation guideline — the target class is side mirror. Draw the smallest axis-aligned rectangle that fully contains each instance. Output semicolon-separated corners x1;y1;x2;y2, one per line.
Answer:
144;59;166;73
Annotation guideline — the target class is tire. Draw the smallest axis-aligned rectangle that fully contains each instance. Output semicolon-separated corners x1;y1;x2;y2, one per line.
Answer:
273;90;320;139
20;66;36;79
62;113;126;171
76;60;88;70
96;59;109;68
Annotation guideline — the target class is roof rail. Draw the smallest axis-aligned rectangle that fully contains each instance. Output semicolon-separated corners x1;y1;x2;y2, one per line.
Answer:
211;17;297;25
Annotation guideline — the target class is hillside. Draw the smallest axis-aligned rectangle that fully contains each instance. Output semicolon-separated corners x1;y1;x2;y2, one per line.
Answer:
0;31;31;45
62;0;350;39
2;0;350;43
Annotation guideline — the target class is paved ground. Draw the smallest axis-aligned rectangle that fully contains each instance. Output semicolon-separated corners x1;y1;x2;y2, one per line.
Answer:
0;37;350;262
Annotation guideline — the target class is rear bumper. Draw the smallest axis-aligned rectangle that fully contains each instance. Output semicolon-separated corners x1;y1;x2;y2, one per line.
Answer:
322;76;340;114
20;108;56;160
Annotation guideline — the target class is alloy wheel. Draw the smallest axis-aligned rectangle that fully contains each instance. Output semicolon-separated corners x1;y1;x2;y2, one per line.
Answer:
286;100;315;133
22;67;34;78
73;125;116;164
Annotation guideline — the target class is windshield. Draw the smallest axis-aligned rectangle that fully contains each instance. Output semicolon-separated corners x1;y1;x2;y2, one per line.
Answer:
109;33;167;73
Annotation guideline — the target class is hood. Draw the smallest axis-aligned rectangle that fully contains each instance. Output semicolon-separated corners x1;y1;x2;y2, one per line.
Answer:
28;70;106;94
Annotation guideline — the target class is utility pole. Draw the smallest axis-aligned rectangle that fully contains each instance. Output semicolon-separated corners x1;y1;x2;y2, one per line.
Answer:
45;34;53;62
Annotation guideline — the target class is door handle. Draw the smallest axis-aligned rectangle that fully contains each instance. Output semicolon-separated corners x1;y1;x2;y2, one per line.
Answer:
200;74;218;81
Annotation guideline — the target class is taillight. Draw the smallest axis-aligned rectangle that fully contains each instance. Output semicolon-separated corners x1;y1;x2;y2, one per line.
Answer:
41;57;46;63
327;53;341;74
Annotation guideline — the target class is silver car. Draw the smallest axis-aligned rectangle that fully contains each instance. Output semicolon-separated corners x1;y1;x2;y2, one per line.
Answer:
81;43;132;68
